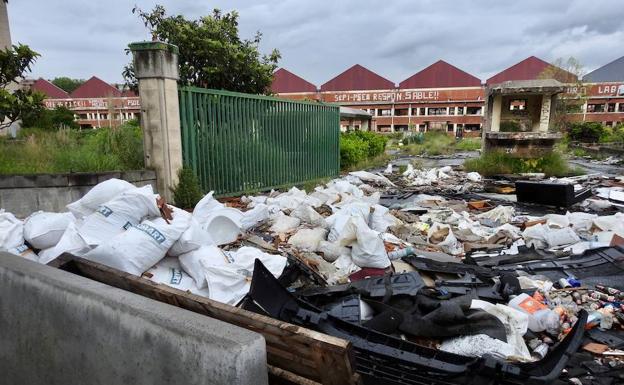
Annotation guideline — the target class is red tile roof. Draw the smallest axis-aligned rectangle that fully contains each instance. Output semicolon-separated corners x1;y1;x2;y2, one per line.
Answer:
486;56;577;85
31;78;69;98
70;76;122;98
320;64;395;92
399;60;481;89
271;68;317;93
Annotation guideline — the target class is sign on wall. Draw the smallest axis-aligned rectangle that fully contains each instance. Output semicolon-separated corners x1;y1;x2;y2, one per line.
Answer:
44;97;140;110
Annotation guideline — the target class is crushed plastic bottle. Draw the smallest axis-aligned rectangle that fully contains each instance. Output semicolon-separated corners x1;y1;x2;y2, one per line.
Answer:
508;293;560;334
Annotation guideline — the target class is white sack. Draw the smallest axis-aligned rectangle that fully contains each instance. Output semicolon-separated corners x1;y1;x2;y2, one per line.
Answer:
383;163;393;174
317;240;351;262
7;244;39;262
78;185;159;246
370;204;398;233
66;178;135;218
0;210;23;250
145;257;210;297
291;204;327;228
326;202;371;242
38;222;91;265
544;227;581;248
179;244;229;288
288;227;328;251
168;217;214;257
440;334;518;360
466;172;482;182
477;206;515;224
349;171;395;187
24;211;75;249
427;223;463;255
522;223;549;249
240;204;270;230
84;210;191;276
350;216;390;269
192;191;225;225
269;212;301;233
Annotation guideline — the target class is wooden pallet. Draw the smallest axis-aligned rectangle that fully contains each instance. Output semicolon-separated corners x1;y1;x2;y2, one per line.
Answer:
52;255;360;385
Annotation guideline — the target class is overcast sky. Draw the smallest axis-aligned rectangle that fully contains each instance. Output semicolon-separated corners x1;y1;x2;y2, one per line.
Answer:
7;0;624;85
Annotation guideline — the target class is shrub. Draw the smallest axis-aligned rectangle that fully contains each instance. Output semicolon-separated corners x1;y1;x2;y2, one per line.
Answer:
340;134;369;169
568;122;605;142
464;150;574;177
352;130;388;157
500;120;522;132
22;106;79;130
171;167;203;209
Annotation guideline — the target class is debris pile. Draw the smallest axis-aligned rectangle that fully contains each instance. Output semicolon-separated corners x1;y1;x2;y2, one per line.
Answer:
1;163;624;384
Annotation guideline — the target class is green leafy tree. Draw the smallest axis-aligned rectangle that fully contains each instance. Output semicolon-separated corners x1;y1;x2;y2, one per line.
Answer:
51;77;85;93
538;57;587;132
0;44;45;130
124;5;281;94
171;167;203;209
22;105;78;130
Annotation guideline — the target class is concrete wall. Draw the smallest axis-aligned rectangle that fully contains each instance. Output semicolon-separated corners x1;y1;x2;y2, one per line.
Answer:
0;252;268;385
0;1;11;50
0;170;157;218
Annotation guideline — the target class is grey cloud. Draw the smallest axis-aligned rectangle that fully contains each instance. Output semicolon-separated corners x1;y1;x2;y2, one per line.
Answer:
6;0;624;84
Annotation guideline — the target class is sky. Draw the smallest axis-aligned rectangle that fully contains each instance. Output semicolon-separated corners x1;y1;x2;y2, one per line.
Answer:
7;0;624;85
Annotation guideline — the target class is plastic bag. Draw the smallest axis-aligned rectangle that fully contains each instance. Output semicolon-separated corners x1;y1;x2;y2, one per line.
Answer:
24;211;75;250
440;334;518;359
66;178;135;219
0;210;23;250
427;223;463;255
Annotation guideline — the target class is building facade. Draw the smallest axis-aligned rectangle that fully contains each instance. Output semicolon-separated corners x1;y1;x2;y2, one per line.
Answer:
272;55;624;133
29;77;139;129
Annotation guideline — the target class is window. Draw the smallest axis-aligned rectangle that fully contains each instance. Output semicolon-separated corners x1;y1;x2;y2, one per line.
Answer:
447;124;454;132
395;108;409;116
419;107;426;116
428;107;447;115
394;125;408;132
379;109;392;116
418;124;427;132
448;107;456;116
509;99;527;111
566;103;583;113
587;104;605;113
619;104;624;112
354;125;360;130
608;103;616;112
466;107;481;115
100;113;108;119
78;114;88;119
606;122;613;127
378;125;392;132
457;106;464;115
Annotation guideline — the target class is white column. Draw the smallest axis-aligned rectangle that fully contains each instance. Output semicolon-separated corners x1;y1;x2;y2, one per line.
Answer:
538;95;552;132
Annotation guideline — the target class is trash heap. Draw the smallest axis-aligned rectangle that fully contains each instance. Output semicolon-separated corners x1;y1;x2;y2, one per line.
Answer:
1;164;624;385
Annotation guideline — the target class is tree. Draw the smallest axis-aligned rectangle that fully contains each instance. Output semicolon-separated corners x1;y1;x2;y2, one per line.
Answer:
124;5;281;94
0;43;45;131
22;105;79;130
537;57;587;132
51;77;85;93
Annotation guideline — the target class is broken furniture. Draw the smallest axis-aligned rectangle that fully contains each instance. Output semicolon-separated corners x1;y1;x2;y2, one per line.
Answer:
515;180;592;207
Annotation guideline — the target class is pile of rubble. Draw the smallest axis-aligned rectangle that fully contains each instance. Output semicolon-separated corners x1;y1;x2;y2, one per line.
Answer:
1;163;624;384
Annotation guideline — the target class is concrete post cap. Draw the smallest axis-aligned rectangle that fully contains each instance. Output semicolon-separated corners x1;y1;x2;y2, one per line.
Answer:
128;41;179;55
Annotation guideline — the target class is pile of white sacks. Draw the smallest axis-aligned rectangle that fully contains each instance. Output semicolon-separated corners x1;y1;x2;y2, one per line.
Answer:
0;172;401;305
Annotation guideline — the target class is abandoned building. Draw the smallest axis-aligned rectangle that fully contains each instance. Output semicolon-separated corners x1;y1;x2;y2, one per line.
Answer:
482;79;565;156
272;55;624;134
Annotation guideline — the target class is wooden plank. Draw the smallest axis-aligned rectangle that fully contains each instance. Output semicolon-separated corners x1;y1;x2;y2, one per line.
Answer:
55;256;360;385
267;364;322;385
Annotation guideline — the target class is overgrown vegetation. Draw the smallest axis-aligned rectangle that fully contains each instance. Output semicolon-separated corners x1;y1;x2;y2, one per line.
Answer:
568;122;624;144
171;167;203;209
340;131;388;169
464;151;574;176
400;131;481;156
22;106;78;130
0;121;144;174
125;5;280;94
51;77;85;93
500;120;522;132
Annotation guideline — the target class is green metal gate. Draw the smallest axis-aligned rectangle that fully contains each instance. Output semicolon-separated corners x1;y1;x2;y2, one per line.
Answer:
179;87;340;196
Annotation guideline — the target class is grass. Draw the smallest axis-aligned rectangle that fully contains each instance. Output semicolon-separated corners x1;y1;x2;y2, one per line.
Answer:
401;131;481;156
464;150;579;177
0;123;144;175
342;153;392;173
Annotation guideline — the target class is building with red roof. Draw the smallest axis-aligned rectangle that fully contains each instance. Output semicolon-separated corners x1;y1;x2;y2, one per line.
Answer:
486;56;577;85
399;60;481;89
320;64;395;92
70;76;122;98
30;78;69;99
271;68;317;96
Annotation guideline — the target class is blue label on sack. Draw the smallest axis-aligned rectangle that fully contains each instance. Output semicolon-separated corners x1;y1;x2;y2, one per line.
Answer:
169;268;183;285
14;244;29;254
97;205;113;217
134;223;166;244
123;221;133;230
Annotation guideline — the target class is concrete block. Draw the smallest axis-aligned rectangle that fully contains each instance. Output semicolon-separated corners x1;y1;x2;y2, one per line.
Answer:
0;253;268;385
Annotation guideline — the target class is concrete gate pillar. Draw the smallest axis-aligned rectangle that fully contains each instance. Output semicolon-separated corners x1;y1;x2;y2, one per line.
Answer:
129;41;182;202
